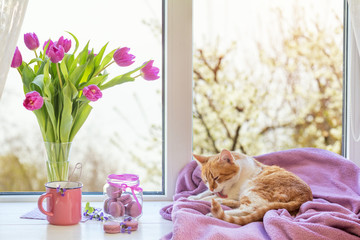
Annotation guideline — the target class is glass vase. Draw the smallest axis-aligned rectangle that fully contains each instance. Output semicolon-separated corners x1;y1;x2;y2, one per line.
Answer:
44;142;72;182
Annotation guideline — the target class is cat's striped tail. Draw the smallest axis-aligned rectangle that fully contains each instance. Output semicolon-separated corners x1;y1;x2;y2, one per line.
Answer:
210;199;301;225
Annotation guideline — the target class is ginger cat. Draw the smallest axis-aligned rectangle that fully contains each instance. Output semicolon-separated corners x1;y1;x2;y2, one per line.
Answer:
189;149;313;225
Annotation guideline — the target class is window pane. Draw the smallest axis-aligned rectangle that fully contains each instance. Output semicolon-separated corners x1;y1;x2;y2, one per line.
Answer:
0;0;162;193
193;0;343;155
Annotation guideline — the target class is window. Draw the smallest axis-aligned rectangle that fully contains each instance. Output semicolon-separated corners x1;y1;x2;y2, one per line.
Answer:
193;0;344;156
1;0;358;200
0;0;164;194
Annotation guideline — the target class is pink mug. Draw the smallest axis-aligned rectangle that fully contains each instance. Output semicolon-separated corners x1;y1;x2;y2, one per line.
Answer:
38;181;82;225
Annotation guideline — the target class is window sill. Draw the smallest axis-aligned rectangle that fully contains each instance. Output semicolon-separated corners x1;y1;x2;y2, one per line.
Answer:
0;201;173;240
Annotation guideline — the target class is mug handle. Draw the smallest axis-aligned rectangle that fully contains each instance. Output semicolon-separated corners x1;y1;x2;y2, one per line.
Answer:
38;193;54;216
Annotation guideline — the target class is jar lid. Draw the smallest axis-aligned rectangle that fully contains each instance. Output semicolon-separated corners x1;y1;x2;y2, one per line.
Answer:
107;174;139;182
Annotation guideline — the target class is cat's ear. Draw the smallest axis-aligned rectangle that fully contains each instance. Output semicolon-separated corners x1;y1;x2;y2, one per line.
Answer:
220;149;234;164
193;154;209;165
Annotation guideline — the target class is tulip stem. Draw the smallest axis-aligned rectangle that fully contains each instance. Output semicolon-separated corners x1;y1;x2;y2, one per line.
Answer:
17;68;22;77
56;63;63;88
93;61;115;78
34;50;41;68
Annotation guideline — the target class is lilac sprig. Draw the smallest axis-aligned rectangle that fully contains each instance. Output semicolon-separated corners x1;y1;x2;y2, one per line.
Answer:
56;185;67;196
83;202;108;222
120;218;133;234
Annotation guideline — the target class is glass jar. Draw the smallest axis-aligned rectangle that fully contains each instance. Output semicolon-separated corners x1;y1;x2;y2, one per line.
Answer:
103;174;143;221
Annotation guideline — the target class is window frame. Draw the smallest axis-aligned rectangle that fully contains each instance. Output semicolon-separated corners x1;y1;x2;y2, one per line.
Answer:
344;0;360;166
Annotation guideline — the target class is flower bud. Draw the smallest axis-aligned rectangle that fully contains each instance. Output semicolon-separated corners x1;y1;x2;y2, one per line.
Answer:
46;44;65;63
43;39;54;53
11;47;22;68
56;36;71;53
140;60;160;81
113;47;135;67
83;84;102;101
24;32;40;50
23;91;44;111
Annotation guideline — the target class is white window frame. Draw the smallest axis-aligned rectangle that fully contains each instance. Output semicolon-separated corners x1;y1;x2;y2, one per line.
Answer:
344;0;360;166
0;0;193;202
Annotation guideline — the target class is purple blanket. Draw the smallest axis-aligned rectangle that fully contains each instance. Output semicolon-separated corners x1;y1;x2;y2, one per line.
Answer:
160;148;360;240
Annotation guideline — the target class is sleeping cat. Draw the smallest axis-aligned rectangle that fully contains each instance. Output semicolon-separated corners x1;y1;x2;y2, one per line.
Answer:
188;149;313;225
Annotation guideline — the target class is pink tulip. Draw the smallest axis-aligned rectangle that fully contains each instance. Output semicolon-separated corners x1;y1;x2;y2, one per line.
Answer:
11;47;22;68
46;44;65;63
83;84;102;101
43;39;54;53
23;91;44;111
56;36;71;53
113;47;135;67
140;60;160;80
24;32;40;50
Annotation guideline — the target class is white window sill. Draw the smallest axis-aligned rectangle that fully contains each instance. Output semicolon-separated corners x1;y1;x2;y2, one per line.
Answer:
0;201;173;240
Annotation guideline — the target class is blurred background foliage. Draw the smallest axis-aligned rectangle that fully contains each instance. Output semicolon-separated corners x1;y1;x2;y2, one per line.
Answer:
193;7;343;156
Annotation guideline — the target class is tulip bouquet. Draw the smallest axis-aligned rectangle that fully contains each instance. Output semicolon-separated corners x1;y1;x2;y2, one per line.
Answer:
11;32;160;181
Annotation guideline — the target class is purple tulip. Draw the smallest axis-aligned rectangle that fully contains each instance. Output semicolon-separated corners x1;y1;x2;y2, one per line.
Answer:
11;47;22;68
43;39;54;53
56;36;71;53
23;91;44;111
46;44;65;63
113;47;135;67
24;32;40;50
83;84;102;101
140;60;160;80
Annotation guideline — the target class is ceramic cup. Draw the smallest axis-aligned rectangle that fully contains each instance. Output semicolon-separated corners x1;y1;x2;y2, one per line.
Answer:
38;181;82;225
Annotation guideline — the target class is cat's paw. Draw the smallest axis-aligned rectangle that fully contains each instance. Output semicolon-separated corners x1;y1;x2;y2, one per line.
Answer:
206;212;214;217
210;199;222;218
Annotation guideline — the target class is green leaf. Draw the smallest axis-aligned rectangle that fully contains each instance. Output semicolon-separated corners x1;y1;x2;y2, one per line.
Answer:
36;60;47;75
45;117;56;142
66;31;79;55
60;60;69;81
21;64;36;93
78;58;95;85
69;103;92;142
28;58;43;65
31;74;44;94
100;63;146;90
94;42;108;67
33;108;46;141
43;61;53;99
44;100;57;138
68;81;78;100
69;64;86;86
60;84;74;142
79;41;90;65
100;74;134;90
69;54;80;73
80;75;108;88
43;61;50;81
95;49;116;74
65;54;75;73
42;39;51;60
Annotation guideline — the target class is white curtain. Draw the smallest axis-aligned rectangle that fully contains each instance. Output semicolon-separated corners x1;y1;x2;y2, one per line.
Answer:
348;1;360;53
0;0;28;100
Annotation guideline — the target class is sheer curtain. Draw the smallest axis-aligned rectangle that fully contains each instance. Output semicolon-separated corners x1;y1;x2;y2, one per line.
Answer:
347;0;360;165
0;0;28;100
